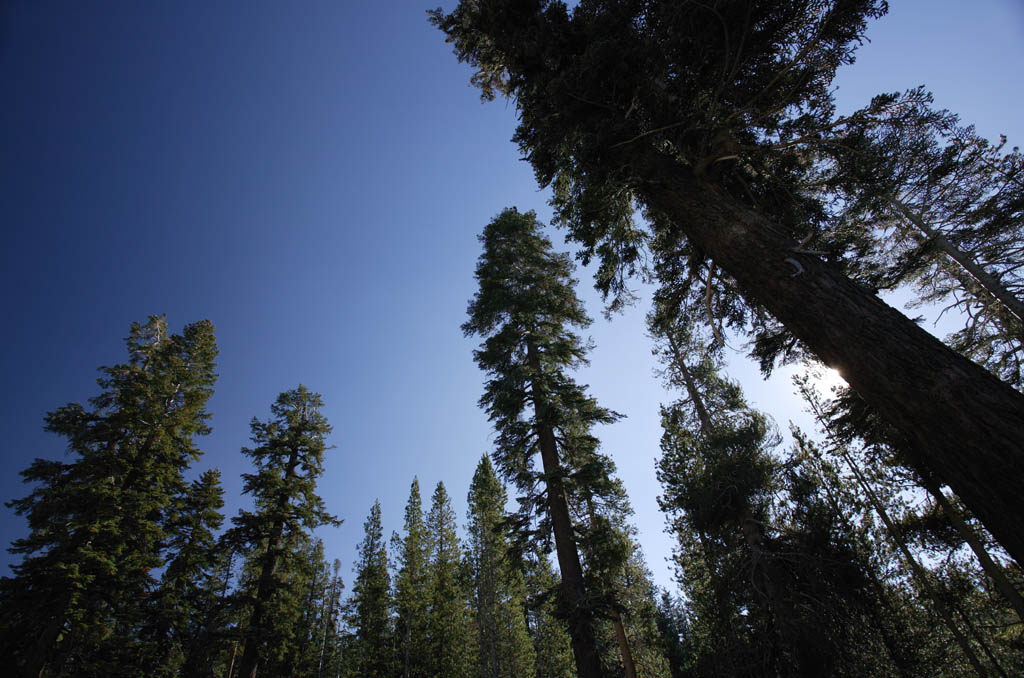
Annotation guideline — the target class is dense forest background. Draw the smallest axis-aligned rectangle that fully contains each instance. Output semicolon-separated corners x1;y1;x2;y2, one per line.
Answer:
2;1;1024;677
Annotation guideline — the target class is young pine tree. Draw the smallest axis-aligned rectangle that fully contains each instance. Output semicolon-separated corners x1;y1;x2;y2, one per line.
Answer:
393;478;430;678
231;386;339;678
425;482;474;678
0;315;217;677
466;455;536;678
350;500;394;677
463;207;621;678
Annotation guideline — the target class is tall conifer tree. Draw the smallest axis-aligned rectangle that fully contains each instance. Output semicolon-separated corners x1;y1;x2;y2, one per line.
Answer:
394;478;430;678
350;500;393;677
433;0;1024;568
466;456;536;678
464;207;621;677
425;482;474;678
232;386;339;678
0;316;217;677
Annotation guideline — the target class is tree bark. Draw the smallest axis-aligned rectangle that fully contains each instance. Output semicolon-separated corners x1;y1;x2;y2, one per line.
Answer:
636;150;1024;567
527;339;605;678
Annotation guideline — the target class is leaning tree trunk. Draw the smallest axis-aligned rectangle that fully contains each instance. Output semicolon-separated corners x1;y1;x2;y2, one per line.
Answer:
527;340;605;678
636;149;1024;568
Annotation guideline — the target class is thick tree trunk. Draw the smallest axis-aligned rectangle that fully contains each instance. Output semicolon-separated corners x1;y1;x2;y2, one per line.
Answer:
527;340;605;678
637;151;1024;567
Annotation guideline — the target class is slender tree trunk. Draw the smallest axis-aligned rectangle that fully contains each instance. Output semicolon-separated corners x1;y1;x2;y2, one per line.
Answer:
889;197;1024;327
610;612;638;678
838;448;993;677
527;339;605;678
637;150;1024;567
919;473;1024;625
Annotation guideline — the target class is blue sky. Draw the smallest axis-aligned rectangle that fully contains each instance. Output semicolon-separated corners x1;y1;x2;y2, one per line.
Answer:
2;1;1022;592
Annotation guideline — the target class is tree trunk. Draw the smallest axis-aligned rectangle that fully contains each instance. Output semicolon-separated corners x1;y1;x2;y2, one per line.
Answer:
637;150;1024;567
838;448;994;677
919;473;1024;625
237;446;301;678
527;339;605;678
889;197;1024;328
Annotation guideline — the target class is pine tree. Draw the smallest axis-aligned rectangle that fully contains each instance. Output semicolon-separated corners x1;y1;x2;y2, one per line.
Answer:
350;500;393;677
232;386;339;678
819;93;1024;387
0;315;218;677
467;456;536;678
140;468;226;677
432;0;1024;568
522;549;575;678
463;207;621;677
653;312;915;676
394;478;430;678
425;481;474;678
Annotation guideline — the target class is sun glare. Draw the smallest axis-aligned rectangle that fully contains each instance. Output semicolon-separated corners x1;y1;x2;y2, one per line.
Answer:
814;367;848;396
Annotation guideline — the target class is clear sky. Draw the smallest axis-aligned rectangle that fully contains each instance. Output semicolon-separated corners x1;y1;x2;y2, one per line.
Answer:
2;1;1022;592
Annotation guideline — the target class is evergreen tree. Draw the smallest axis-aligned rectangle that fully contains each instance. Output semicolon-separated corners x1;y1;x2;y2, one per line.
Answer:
432;0;1024;568
140;468;226;677
463;207;621;677
232;386;339;678
350;500;393;677
394;478;430;678
425;481;474;678
522;549;576;678
0;315;217;677
467;456;536;678
819;93;1024;387
653;312;916;676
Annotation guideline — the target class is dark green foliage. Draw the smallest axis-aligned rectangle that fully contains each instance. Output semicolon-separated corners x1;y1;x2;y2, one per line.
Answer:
652;309;906;676
139;468;227;677
522;550;576;678
432;0;1024;571
463;206;620;677
394;479;430;678
425;481;474;678
231;386;339;678
467;456;537;678
350;500;394;676
0;316;218;677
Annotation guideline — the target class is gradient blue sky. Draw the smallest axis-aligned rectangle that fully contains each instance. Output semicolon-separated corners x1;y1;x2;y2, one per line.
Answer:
2;1;1022;591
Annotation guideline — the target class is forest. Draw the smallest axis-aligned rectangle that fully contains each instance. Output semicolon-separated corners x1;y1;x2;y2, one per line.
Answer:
3;1;1024;677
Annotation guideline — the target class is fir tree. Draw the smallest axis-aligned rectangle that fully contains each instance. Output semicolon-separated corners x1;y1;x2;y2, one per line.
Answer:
232;386;339;678
425;481;474;678
466;456;536;678
350;500;393;677
522;549;575;678
0;315;217;677
463;207;621;677
140;468;226;677
394;478;430;678
432;0;1024;568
